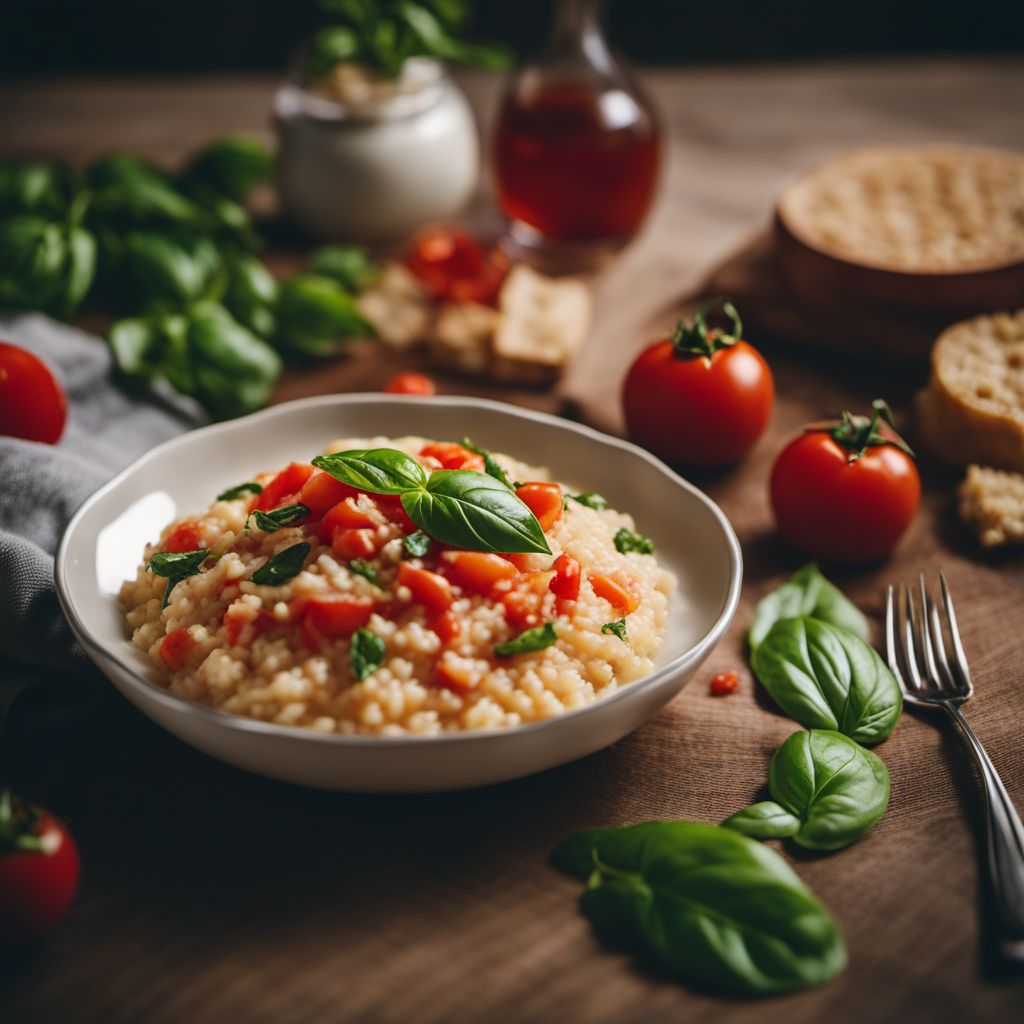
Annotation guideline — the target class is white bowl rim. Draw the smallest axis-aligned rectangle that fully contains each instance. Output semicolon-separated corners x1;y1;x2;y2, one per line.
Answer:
55;394;743;749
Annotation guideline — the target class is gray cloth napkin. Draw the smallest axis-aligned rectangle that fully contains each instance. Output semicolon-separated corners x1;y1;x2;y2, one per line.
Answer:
0;314;202;722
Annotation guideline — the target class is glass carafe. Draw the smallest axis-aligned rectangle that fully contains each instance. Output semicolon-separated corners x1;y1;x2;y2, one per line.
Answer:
494;0;662;262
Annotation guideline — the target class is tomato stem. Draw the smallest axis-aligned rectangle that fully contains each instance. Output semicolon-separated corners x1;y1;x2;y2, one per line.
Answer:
826;399;915;463
0;790;45;854
670;298;743;359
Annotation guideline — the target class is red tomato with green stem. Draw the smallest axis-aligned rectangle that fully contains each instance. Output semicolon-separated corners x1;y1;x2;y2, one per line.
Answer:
770;399;921;564
0;790;80;948
622;300;773;468
0;342;67;445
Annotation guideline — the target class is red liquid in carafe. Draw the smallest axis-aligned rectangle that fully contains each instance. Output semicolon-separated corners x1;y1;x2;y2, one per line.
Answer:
495;81;661;242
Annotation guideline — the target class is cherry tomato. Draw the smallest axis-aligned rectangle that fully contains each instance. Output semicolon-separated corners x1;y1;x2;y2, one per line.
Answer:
0;791;80;948
0;342;67;445
622;301;773;468
163;521;204;554
385;372;436;396
254;463;316;512
709;671;739;696
406;226;509;305
549;553;581;601
515;482;563;532
302;594;375;640
770;400;921;564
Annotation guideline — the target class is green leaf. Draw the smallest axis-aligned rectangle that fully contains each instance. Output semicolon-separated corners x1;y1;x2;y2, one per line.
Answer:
614;527;654;555
404;469;551;554
568;492;607;512
250;542;311;586
148;547;208;606
307;245;378;292
749;564;869;651
313;448;427;496
223;253;278;338
121;231;222;309
308;25;362;78
403;531;431;558
461;436;514;490
751;617;902;745
62;226;97;317
275;273;375;358
495;622;557;657
722;801;801;840
765;730;890;851
551;821;847;996
181;135;273;203
218;481;263;501
250;503;309;532
87;155;207;230
349;559;380;585
0;162;73;218
350;627;386;681
396;2;512;69
601;620;628;644
109;317;162;378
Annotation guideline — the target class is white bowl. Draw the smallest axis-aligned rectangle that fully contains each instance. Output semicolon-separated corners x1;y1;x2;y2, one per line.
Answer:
56;396;741;792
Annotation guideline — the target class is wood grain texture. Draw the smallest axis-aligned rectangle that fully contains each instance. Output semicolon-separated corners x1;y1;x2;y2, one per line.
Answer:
1;61;1023;1023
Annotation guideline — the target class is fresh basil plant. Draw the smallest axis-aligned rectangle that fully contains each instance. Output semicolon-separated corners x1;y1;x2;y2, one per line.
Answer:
752;616;902;745
552;821;847;996
749;564;869;651
724;730;890;851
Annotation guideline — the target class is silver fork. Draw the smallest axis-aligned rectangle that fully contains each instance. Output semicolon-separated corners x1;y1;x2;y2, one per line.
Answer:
886;572;1024;961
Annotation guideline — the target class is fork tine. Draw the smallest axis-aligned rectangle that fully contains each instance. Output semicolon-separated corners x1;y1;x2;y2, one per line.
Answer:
884;585;907;691
939;570;973;691
917;573;945;689
901;585;925;691
929;598;956;690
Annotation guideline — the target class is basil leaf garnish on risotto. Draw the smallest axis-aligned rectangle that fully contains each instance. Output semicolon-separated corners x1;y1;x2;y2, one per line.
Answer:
568;491;607;511
217;480;262;501
460;436;515;490
350;627;385;682
614;527;654;555
349;559;379;585
313;448;426;496
402;531;431;558
249;502;309;532
147;548;208;606
494;622;557;657
249;542;311;586
601;619;628;644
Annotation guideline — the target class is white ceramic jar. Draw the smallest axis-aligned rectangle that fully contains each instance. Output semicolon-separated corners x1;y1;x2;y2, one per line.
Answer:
274;58;480;243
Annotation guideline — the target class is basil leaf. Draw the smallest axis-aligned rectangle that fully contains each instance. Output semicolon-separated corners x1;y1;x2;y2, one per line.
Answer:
614;527;654;555
223;253;278;339
722;802;801;840
495;622;557;657
0;161;72;218
551;821;846;995
180;135;272;203
218;481;262;501
601;620;628;644
313;448;427;496
749;564;869;651
349;559;379;585
404;470;551;555
308;245;378;292
109;317;162;378
148;548;208;607
275;273;374;358
764;730;890;851
403;531;431;558
121;231;222;308
752;617;902;745
250;503;308;532
350;627;385;682
461;436;514;490
568;492;607;511
250;542;310;586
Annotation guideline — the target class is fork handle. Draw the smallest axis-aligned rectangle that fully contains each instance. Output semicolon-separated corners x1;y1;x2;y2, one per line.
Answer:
946;703;1024;959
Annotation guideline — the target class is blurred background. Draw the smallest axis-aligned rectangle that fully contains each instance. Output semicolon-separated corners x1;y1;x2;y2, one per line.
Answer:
4;0;1022;74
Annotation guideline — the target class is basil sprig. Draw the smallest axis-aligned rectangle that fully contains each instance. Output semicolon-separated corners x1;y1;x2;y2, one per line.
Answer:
350;628;385;682
601;619;628;644
313;449;551;555
495;622;557;658
614;527;654;555
218;481;262;501
148;548;208;606
552;822;846;995
249;503;309;533
250;542;310;586
461;436;514;490
567;491;607;511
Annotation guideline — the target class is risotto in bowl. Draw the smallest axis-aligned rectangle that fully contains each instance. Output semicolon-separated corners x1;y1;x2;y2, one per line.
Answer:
57;396;741;790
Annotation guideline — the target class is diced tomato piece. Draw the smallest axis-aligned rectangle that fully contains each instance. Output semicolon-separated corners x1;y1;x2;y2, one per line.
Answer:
516;482;563;532
406;227;509;307
419;442;486;473
254;463;316;511
375;493;416;533
318;498;377;543
332;528;379;560
590;573;641;616
397;562;454;615
224;608;278;646
434;656;481;694
444;550;519;594
500;570;555;631
549;553;581;601
163;521;203;553
500;552;535;572
159;628;194;670
710;671;740;696
302;594;375;640
298;471;360;519
432;609;462;644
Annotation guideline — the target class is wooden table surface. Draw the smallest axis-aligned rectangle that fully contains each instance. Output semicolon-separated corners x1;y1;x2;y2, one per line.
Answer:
2;59;1024;1023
